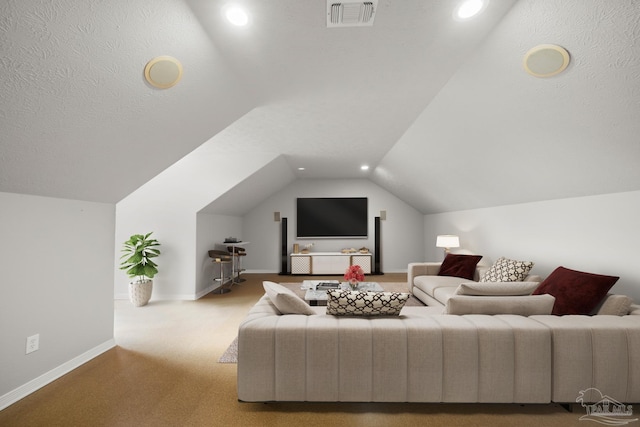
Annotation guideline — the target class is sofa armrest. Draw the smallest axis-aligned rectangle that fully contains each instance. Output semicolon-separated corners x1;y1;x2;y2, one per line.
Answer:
407;262;441;292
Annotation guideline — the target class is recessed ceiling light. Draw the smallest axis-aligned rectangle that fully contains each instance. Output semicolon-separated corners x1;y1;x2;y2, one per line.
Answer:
298;167;305;171
455;0;488;20
360;165;370;171
225;5;249;26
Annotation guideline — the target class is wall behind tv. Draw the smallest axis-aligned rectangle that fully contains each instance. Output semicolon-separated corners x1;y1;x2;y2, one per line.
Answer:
242;178;424;273
424;190;640;302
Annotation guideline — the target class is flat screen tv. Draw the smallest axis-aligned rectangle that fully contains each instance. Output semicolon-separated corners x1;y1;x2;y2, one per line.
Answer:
296;197;368;238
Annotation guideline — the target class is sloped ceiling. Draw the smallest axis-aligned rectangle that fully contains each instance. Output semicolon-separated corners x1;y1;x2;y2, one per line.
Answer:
0;0;257;202
373;0;640;213
2;0;639;214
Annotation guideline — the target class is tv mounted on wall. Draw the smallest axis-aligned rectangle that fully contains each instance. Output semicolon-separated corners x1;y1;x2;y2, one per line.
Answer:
296;197;368;239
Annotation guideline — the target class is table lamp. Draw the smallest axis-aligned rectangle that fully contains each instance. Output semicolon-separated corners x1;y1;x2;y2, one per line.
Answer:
436;235;460;257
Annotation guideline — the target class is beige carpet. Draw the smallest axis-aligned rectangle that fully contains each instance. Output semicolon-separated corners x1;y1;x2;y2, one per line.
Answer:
0;273;584;426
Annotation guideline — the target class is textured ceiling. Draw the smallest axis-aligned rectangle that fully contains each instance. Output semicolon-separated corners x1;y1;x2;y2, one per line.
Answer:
2;0;639;213
373;0;640;213
0;0;257;202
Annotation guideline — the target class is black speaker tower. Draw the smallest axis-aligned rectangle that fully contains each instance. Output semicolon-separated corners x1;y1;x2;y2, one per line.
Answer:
374;216;383;275
279;217;289;275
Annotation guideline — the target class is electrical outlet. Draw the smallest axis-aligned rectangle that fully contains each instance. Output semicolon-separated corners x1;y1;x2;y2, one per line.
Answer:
26;334;39;354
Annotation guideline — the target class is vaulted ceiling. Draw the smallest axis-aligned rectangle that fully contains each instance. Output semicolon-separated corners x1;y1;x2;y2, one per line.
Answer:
2;0;639;214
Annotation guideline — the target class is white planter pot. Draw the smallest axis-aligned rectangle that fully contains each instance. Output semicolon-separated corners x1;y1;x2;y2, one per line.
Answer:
129;280;153;307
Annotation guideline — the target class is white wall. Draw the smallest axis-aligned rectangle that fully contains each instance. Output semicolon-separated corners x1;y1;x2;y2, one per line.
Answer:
115;203;196;300
424;190;640;302
242;178;425;274
0;192;115;408
114;141;279;300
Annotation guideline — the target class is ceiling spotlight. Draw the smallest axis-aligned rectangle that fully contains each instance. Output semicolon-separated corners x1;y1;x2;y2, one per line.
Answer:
225;5;249;26
361;165;370;171
297;167;305;171
455;0;487;20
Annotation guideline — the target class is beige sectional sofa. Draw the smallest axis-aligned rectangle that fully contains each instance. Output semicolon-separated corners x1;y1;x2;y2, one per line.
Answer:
237;272;640;404
408;261;544;308
409;261;634;316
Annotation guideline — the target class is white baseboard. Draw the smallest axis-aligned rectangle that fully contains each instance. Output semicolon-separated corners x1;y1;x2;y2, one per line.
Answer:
0;339;116;411
115;292;199;301
195;283;217;299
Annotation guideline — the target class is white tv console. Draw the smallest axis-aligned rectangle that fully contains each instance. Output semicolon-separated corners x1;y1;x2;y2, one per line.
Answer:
290;252;372;275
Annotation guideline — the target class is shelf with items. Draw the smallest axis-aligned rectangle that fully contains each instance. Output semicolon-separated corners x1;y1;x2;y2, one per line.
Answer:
290;252;372;275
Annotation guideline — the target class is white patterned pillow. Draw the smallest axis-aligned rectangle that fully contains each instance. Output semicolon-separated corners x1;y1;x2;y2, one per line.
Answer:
326;290;409;316
480;257;534;282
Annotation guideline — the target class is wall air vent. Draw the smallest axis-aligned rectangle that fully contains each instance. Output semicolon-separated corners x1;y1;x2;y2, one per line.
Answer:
327;0;377;28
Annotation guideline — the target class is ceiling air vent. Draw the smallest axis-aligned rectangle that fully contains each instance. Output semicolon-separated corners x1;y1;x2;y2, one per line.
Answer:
327;0;377;28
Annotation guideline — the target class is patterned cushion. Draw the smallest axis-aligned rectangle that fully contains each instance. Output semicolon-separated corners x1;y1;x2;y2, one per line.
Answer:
263;281;316;315
326;290;410;316
480;257;534;282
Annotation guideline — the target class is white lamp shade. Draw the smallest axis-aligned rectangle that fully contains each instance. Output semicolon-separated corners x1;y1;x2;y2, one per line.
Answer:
436;235;460;248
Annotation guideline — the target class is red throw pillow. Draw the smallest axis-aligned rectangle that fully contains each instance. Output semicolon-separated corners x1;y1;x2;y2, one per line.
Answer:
437;254;483;281
532;266;619;315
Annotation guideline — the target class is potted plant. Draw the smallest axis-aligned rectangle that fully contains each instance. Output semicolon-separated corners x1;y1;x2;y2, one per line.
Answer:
119;232;161;307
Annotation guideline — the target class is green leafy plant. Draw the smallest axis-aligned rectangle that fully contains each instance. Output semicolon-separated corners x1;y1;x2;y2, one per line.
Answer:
120;232;161;283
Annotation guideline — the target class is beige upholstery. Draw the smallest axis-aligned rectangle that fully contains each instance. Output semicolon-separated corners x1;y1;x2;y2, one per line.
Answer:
263;281;315;315
238;295;553;403
531;315;640;403
237;294;640;404
454;281;541;296
408;261;543;308
593;293;633;315
445;294;555;315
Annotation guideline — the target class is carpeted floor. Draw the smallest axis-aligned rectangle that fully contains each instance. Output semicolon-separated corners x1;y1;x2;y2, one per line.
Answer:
0;273;586;426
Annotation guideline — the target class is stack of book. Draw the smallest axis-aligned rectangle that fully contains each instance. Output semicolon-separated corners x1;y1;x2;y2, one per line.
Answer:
316;281;340;291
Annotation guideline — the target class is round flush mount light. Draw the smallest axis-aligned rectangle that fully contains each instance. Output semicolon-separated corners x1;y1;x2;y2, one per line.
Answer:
523;44;571;78
224;5;249;26
144;56;183;89
455;0;488;21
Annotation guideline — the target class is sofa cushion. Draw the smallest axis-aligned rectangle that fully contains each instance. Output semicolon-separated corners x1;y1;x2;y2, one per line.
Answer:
481;257;534;282
445;294;555;315
532;266;619;315
455;282;540;296
593;294;633;316
263;281;316;315
437;254;483;280
326;290;409;316
413;275;466;298
432;286;458;305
